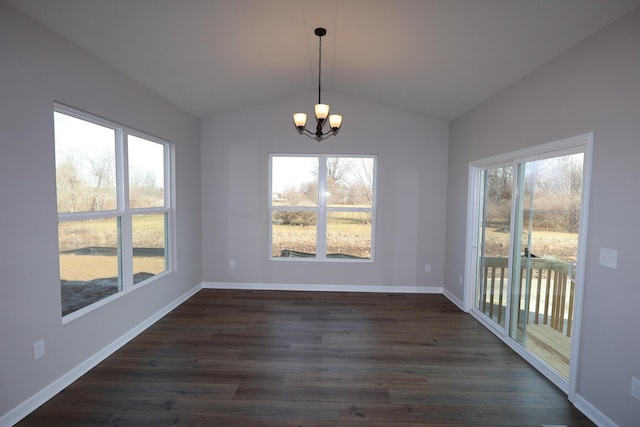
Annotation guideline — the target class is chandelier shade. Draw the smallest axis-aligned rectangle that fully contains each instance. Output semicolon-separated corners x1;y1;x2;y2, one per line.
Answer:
293;27;342;142
293;112;307;128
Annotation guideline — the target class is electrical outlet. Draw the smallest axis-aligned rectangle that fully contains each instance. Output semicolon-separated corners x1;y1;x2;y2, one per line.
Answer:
229;259;236;269
424;264;431;273
33;339;45;360
458;274;463;285
632;376;640;401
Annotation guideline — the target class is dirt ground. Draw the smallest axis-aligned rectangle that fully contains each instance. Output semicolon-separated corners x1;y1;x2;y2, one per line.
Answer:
59;254;165;280
59;254;165;316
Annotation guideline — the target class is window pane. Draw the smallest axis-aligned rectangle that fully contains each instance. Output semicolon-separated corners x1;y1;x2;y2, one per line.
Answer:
128;135;165;208
326;157;374;208
271;156;318;207
271;210;317;258
476;166;513;326
54;112;117;213
326;211;372;259
59;218;121;316
132;213;167;284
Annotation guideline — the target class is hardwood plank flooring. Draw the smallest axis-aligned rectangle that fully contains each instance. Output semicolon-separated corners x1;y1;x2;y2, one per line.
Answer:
17;290;594;426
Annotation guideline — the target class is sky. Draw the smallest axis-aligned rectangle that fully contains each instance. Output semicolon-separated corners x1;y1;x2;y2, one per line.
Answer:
54;111;165;188
271;155;317;194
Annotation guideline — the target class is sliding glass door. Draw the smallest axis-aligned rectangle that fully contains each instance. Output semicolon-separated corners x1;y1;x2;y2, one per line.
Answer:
509;154;583;379
468;134;591;394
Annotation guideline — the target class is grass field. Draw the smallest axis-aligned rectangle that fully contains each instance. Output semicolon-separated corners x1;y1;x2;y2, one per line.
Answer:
58;215;577;272
271;222;577;261
483;227;579;261
58;214;165;250
272;212;372;258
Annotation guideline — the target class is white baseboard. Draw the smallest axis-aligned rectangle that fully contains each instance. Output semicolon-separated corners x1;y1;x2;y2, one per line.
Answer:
442;288;465;311
203;281;443;294
573;393;618;427
1;283;202;427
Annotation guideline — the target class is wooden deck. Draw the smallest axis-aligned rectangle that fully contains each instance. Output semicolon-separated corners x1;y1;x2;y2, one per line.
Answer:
480;256;575;379
16;290;594;426
525;323;571;379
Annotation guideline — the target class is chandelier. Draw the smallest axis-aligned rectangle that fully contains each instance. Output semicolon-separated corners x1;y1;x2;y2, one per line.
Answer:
293;27;343;142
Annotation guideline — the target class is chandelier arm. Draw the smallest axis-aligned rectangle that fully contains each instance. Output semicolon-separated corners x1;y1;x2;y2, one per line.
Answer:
298;126;335;142
298;128;314;137
318;132;334;141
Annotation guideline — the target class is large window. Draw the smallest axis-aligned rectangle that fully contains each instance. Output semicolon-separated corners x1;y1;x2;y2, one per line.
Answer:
54;105;172;319
269;154;376;261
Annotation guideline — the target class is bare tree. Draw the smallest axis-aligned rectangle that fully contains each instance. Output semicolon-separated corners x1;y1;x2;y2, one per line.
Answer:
326;157;353;196
486;167;513;203
484;167;513;227
130;170;160;208
83;149;115;211
56;154;82;213
530;155;583;232
350;158;374;205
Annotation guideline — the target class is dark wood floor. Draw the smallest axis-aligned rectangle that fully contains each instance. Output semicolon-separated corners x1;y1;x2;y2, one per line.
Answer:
18;290;595;426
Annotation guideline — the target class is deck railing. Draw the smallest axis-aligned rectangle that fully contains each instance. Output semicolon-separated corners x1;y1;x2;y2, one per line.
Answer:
481;256;575;337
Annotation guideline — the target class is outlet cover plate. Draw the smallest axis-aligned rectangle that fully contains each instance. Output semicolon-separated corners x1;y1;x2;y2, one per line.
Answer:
599;248;618;269
33;339;45;360
632;376;640;400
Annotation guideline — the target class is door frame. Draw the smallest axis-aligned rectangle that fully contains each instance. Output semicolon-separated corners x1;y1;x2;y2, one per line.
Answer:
463;133;593;401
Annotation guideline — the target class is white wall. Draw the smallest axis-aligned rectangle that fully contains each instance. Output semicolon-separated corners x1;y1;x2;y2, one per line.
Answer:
0;2;201;420
201;91;449;289
445;7;640;427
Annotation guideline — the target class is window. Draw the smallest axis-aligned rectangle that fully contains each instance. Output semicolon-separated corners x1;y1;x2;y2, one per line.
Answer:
269;154;376;261
54;105;172;319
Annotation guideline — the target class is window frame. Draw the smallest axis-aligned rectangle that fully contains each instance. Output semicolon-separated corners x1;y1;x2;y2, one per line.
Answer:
55;103;174;323
268;153;377;262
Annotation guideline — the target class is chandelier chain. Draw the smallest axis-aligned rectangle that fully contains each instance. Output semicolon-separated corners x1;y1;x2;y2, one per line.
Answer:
318;33;322;105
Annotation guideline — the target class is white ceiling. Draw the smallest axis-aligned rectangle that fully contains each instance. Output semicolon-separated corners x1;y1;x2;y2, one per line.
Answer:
7;0;640;121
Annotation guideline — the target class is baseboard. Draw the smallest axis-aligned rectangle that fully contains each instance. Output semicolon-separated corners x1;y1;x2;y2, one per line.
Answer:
1;283;202;427
203;282;443;294
442;288;465;311
573;393;618;427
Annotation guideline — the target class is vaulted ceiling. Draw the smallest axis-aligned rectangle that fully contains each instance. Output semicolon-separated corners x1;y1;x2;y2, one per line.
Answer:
7;0;640;120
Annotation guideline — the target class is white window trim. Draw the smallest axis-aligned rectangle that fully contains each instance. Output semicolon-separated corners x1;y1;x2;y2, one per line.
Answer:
55;103;175;323
268;153;377;262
